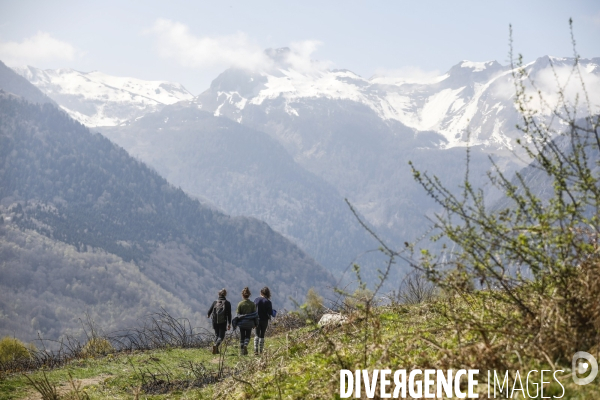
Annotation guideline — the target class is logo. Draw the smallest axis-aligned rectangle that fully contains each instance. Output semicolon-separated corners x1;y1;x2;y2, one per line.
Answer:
572;351;598;385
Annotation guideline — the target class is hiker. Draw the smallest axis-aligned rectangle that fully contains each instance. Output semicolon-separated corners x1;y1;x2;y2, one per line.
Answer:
254;286;273;355
231;287;258;355
207;288;232;354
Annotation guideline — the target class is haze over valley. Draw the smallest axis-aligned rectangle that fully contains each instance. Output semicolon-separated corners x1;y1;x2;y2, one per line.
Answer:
0;2;599;341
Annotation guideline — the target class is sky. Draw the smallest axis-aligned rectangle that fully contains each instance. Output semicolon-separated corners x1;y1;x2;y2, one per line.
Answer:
0;0;599;94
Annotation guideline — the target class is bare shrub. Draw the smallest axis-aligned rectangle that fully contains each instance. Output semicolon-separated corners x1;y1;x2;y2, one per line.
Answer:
266;311;306;336
392;271;437;305
343;288;374;310
62;372;91;400
22;370;60;400
107;308;212;351
1;308;213;375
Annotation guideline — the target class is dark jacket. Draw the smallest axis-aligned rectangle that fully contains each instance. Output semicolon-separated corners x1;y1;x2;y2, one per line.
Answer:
207;296;232;325
254;296;273;321
232;311;259;330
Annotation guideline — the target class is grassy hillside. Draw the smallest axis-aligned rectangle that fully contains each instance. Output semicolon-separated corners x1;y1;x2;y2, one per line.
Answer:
2;300;598;399
2;34;597;400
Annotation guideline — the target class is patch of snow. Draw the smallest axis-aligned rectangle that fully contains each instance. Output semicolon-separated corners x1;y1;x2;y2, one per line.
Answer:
284;103;299;116
419;87;466;131
60;105;121;127
12;66;194;126
489;119;513;150
460;61;493;72
369;73;449;86
249;69;368;105
214;102;224;117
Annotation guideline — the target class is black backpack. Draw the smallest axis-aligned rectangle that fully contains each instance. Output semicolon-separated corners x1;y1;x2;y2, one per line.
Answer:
212;300;227;324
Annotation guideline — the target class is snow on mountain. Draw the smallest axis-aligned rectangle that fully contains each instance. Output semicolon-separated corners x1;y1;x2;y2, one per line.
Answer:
12;66;194;126
16;54;598;142
460;60;496;72
10;54;598;288
195;55;600;149
188;54;599;236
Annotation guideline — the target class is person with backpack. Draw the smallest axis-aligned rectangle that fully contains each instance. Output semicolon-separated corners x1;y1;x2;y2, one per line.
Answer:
232;287;257;355
207;288;232;354
253;286;273;355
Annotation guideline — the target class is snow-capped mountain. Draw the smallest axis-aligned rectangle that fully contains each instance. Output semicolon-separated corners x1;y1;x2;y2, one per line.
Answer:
195;53;600;150
188;53;599;233
12;66;194;126
15;53;598;143
13;54;599;280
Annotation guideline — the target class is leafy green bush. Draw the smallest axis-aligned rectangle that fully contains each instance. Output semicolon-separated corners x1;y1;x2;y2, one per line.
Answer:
0;336;31;363
295;287;327;323
81;337;114;357
410;22;600;367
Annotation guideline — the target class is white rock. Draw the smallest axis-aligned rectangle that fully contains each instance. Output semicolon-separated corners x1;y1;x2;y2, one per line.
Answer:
318;313;347;327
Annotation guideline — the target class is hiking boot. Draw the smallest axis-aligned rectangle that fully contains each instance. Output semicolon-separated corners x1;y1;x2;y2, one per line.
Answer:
243;345;248;355
254;350;259;356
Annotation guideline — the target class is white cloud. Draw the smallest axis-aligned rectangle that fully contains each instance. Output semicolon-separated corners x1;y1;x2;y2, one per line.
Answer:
529;64;600;115
0;32;76;66
148;19;329;73
286;40;332;73
491;61;600;117
370;66;443;84
149;19;271;71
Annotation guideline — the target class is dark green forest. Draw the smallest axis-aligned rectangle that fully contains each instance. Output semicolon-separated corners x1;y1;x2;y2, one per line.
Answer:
100;102;387;281
0;92;333;341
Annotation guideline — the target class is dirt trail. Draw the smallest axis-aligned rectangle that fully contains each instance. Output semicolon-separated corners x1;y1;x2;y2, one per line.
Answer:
23;375;107;400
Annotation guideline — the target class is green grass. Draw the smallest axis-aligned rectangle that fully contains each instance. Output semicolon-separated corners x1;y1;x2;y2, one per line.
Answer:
2;304;599;399
1;345;230;399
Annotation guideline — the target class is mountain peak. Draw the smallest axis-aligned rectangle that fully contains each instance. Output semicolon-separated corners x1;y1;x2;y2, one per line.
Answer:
448;59;504;75
11;66;194;126
458;60;501;72
443;59;506;86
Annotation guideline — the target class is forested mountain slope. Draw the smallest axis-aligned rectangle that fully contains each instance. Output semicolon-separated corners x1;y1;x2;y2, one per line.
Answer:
0;93;333;341
0;221;192;341
194;68;513;242
0;61;55;105
100;103;385;278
